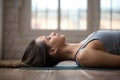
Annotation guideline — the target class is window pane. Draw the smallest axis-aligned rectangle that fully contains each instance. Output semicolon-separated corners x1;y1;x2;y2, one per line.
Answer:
100;0;120;29
60;0;87;30
31;0;58;30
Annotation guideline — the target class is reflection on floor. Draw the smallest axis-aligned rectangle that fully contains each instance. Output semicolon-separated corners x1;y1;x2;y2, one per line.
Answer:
0;61;120;80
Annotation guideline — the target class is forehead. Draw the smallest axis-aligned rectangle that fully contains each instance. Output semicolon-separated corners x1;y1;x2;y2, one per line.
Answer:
35;35;46;44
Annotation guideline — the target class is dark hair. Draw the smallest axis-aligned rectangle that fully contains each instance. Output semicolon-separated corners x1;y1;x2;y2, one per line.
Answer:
21;40;60;67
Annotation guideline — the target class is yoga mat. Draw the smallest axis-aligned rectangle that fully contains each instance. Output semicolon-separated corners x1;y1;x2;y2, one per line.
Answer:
0;60;120;70
20;65;120;70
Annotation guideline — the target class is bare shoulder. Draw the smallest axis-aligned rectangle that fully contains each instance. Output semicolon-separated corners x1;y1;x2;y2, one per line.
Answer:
76;39;107;67
76;37;109;67
76;48;93;67
77;47;120;68
76;48;103;67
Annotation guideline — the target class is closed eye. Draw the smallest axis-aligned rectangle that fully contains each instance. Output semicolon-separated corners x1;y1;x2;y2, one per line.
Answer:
45;36;51;40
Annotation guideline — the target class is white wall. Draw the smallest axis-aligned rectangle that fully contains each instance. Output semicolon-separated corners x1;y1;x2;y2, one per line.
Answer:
0;0;3;59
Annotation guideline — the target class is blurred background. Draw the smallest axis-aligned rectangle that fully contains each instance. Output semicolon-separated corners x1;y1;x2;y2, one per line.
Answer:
0;0;120;60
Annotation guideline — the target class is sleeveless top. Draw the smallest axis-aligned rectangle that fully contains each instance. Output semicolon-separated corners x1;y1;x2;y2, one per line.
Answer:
75;30;120;66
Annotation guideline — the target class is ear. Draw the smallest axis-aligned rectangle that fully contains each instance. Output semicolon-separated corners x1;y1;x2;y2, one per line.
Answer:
49;48;58;55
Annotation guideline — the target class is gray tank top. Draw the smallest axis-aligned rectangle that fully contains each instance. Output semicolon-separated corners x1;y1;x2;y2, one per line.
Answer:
75;30;120;66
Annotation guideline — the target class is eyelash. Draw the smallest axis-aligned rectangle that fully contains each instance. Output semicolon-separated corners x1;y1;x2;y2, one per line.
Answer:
46;36;51;40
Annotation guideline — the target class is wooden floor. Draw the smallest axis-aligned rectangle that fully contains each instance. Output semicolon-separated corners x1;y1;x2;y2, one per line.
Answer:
0;61;120;80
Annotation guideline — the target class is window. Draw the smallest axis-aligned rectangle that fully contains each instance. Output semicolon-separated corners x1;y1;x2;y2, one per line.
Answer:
31;0;87;30
60;0;87;30
31;0;58;30
100;0;120;30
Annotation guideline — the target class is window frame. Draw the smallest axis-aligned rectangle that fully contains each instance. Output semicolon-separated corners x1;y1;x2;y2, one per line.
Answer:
20;0;100;40
100;0;120;30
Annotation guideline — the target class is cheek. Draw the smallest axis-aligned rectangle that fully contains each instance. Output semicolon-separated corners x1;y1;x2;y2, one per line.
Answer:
49;37;65;48
53;37;65;47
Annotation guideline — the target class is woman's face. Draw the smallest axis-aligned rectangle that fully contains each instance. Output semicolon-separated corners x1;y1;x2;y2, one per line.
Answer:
35;32;66;48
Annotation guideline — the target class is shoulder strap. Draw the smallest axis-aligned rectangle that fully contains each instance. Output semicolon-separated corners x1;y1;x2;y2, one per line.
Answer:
74;43;84;66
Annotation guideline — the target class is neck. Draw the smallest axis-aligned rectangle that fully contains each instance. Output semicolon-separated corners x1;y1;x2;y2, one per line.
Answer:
58;42;83;61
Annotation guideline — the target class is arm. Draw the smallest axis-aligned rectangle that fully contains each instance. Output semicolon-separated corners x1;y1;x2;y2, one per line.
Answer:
77;48;120;68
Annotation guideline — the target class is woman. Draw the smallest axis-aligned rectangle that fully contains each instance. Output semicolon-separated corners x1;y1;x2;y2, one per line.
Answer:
21;30;120;68
0;30;120;68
